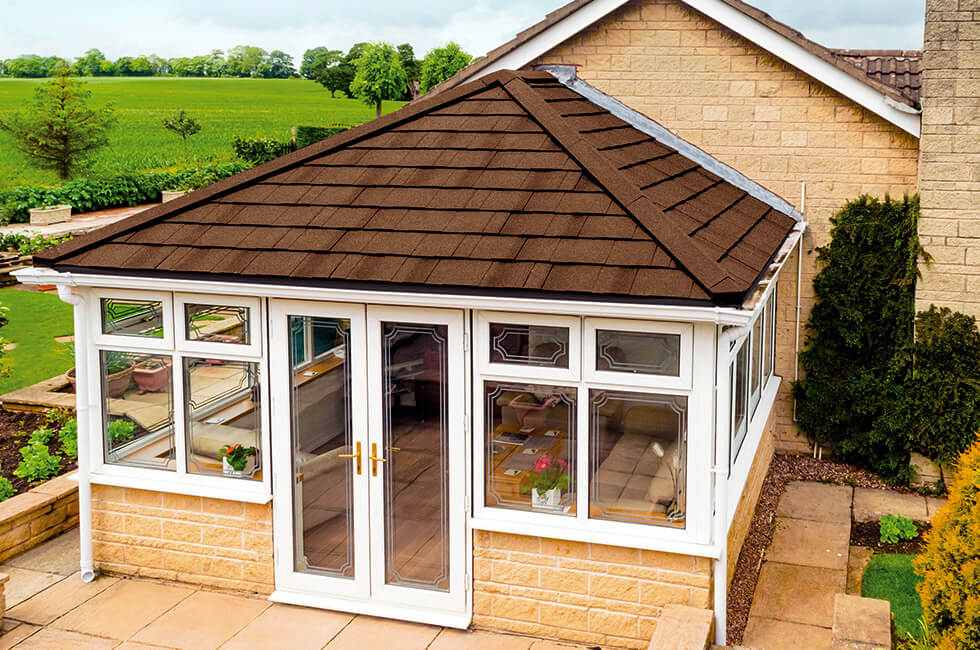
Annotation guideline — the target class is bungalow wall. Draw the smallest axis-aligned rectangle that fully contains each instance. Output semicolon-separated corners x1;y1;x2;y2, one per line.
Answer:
532;0;921;452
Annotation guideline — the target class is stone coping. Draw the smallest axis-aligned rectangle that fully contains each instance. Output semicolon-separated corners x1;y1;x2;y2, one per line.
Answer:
648;604;713;650
832;594;891;650
0;473;78;563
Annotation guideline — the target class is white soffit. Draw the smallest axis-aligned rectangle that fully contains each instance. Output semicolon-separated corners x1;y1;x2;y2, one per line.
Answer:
460;0;921;137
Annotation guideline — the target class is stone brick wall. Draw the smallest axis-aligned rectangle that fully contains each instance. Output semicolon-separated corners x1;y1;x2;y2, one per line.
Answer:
726;410;775;586
472;530;712;649
91;485;274;594
917;0;980;318
0;475;78;563
532;0;920;451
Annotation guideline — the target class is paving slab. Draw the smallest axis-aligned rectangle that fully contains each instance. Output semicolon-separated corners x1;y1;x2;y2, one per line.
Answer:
51;579;194;640
219;603;352;650
765;518;850;570
845;546;873;596
926;496;948;518
8;626;116;649
0;568;65;608
4;532;80;577
0;620;40;650
833;594;891;649
430;628;534;649
749;562;846;627
852;488;928;523
776;482;852;524
131;589;269;649
742;617;832;650
324;615;441;649
6;573;119;626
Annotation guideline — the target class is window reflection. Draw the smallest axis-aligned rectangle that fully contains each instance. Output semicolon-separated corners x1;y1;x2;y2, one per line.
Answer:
596;330;680;376
101;298;164;338
185;304;250;345
488;323;569;368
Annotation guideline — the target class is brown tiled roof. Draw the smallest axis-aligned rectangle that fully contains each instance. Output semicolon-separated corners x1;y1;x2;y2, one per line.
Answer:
36;70;797;306
831;49;922;106
428;0;920;109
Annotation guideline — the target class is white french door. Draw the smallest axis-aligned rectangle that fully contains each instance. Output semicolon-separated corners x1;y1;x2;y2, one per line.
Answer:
269;300;468;627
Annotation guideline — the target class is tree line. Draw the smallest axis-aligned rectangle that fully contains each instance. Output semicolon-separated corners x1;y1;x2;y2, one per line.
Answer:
0;41;473;100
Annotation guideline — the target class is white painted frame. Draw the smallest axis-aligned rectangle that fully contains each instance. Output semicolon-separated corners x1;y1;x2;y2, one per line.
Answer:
475;310;581;382
584;317;693;390
269;300;371;602
174;293;262;358
92;288;174;351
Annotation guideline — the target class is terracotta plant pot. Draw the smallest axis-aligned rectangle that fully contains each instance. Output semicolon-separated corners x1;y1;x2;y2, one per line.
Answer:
132;360;172;394
104;367;134;398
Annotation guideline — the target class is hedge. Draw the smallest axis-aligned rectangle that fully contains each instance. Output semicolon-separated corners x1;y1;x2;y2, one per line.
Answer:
0;161;249;224
294;125;350;148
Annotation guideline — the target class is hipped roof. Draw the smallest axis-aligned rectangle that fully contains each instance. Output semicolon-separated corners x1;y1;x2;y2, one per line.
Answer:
36;70;797;307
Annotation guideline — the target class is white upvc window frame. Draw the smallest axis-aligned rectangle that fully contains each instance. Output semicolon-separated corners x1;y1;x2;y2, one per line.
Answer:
85;287;271;503
584;317;693;390
175;292;262;358
94;288;174;351
472;310;715;551
474;310;581;382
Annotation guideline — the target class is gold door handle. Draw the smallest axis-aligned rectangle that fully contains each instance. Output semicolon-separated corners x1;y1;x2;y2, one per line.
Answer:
369;442;386;476
338;441;362;475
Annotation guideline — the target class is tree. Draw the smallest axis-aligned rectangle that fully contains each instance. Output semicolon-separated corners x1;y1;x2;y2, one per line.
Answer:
350;42;407;118
162;110;202;143
1;55;66;78
261;50;295;79
300;47;342;81
0;71;115;179
72;48;110;76
226;45;267;77
419;42;473;94
397;43;419;99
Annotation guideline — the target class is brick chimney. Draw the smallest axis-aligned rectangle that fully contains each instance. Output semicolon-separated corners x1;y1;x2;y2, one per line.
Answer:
916;0;980;318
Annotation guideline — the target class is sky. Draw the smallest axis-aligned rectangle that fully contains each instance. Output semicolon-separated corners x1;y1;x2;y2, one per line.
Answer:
0;1;926;64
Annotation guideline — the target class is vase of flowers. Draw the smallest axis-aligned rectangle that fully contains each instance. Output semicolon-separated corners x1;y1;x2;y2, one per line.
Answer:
219;444;258;478
520;454;570;511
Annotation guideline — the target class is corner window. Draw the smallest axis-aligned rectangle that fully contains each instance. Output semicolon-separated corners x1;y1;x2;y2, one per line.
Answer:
590;390;687;528
484;382;577;516
764;289;776;383
750;316;763;414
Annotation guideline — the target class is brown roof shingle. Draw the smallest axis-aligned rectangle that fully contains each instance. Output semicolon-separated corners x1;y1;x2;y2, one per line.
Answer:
35;70;798;307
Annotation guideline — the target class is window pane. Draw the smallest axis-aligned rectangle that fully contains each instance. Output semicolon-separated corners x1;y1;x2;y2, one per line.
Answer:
596;330;681;377
764;294;776;381
289;316;355;578
185;304;250;345
731;343;749;463
488;323;569;368
589;390;687;528
101;351;175;470
485;382;576;516
290;318;307;368
184;358;261;480
101;298;164;338
750;317;763;413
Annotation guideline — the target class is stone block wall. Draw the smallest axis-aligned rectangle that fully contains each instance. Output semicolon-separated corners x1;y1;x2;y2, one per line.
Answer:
0;474;78;563
917;0;980;317
533;0;920;451
91;485;274;594
726;409;775;586
472;530;712;649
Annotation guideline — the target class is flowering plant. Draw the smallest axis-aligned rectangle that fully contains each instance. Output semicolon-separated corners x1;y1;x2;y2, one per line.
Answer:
519;454;570;495
218;443;257;471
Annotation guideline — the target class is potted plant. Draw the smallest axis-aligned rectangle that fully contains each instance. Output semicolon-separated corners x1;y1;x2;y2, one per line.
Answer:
102;351;135;398
219;443;258;478
520;454;570;510
132;357;172;394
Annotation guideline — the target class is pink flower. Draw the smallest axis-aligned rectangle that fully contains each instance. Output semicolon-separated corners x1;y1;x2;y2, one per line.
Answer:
534;455;552;471
557;458;568;471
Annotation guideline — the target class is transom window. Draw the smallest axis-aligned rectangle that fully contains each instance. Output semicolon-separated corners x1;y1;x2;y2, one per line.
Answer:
488;323;569;369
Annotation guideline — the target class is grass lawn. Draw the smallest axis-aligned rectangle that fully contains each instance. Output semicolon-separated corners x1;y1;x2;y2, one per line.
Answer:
0;287;74;394
0;77;404;190
862;553;924;641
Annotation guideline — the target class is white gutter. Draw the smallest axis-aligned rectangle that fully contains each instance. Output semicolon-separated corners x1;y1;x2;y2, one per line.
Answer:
712;322;749;646
55;283;97;584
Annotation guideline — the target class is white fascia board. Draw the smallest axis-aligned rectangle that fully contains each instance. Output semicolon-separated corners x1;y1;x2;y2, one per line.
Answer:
14;266;754;326
460;0;920;138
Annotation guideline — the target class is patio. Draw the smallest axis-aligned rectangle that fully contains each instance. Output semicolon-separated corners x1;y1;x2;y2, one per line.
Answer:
0;532;582;650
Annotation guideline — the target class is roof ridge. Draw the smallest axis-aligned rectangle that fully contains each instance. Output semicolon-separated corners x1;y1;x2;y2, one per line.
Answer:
499;73;733;295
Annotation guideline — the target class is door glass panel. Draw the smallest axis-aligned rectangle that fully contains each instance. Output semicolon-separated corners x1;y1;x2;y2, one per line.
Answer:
288;316;355;578
381;322;450;592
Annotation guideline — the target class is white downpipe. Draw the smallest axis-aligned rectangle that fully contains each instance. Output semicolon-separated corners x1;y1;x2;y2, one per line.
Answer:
56;284;97;583
794;182;806;423
712;323;749;646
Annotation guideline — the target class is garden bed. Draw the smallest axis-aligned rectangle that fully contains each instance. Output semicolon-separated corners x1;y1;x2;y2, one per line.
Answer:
0;408;76;497
850;520;928;554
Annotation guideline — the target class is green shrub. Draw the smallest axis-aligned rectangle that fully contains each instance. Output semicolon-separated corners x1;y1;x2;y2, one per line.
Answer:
232;136;294;165
293;125;350;148
13;441;62;482
794;195;926;481
0;233;71;256
880;514;918;544
59;418;78;460
0;162;249;224
27;426;54;445
0;477;14;502
107;418;136;444
915;440;980;649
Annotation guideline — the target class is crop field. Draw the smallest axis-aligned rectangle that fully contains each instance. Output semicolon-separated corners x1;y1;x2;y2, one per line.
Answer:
0;77;404;190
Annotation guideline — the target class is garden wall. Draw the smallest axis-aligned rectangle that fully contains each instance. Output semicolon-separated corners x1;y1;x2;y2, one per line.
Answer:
726;410;776;586
472;530;712;649
533;0;920;452
90;485;274;594
0;474;78;562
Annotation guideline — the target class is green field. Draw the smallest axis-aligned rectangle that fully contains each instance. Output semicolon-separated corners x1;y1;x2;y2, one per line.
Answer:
0;77;404;190
0;287;74;395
